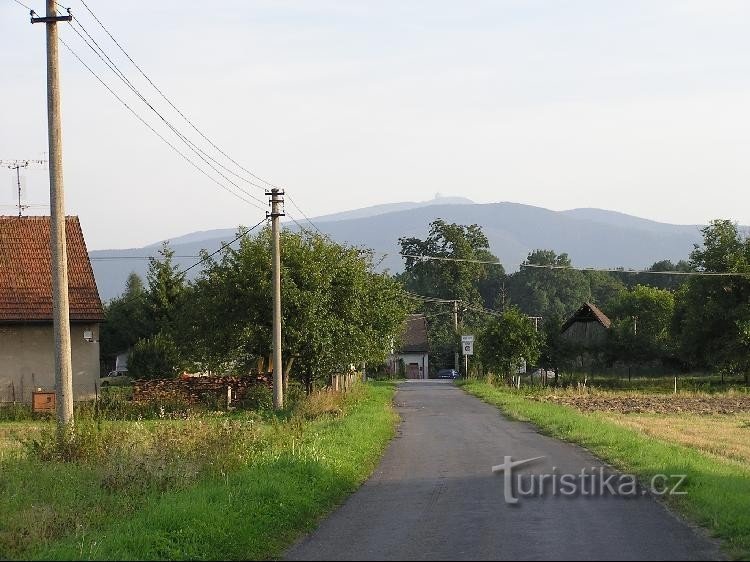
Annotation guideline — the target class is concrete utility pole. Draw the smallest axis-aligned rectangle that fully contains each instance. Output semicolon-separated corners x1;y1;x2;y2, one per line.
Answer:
267;188;285;409
32;2;74;431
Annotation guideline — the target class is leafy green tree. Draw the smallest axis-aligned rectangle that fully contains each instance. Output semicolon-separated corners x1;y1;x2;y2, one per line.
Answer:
146;242;186;336
128;332;181;380
607;284;675;366
100;272;150;364
674;220;750;380
398;220;504;371
507;250;590;320
538;314;575;380
613;259;693;291
399;219;504;306
585;270;627;309
479;308;542;380
181;228;411;390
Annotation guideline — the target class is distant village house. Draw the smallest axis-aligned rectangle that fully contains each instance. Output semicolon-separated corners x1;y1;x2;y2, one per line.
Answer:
0;216;104;402
389;314;429;379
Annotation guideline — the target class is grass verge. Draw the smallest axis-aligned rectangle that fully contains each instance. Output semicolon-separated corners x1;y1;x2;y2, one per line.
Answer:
458;380;750;560
1;382;398;560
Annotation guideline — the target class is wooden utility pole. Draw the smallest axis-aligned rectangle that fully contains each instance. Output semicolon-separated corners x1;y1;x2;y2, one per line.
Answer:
267;188;285;409
32;2;74;432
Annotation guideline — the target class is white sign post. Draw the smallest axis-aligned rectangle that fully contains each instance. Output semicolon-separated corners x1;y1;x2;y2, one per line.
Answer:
461;335;474;377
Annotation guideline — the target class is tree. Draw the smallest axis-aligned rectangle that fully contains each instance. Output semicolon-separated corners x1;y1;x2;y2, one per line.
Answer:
99;272;150;365
146;242;186;336
399;219;504;306
399;220;504;371
479;308;542;380
585;270;627;309
507;250;590;320
181;228;412;391
674;220;750;381
538;314;575;381
607;285;675;366
128;332;181;380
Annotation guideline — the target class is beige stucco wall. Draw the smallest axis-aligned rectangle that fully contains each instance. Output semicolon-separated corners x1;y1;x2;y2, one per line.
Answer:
0;323;100;402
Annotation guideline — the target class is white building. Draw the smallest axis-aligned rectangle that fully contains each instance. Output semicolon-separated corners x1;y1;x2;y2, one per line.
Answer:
389;314;429;379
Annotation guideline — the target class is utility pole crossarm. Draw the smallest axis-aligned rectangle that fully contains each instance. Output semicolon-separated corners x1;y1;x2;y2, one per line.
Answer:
31;14;73;23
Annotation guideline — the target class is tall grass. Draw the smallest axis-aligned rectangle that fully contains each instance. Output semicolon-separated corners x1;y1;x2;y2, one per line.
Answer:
0;382;397;560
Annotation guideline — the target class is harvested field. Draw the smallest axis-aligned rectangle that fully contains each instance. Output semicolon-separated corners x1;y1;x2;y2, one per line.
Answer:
535;393;750;415
609;413;750;466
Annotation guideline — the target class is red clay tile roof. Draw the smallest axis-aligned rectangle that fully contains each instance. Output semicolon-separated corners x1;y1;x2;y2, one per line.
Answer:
399;314;429;352
561;302;611;333
0;216;104;323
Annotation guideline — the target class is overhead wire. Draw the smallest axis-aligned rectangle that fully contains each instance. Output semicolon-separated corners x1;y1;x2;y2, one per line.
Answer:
286;193;323;235
75;0;280;193
49;1;324;233
519;263;750;277
64;18;268;208
67;1;328;231
58;37;266;211
178;217;268;277
11;0;33;11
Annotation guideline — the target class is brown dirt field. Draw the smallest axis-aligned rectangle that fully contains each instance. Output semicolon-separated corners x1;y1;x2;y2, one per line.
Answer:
537;393;750;415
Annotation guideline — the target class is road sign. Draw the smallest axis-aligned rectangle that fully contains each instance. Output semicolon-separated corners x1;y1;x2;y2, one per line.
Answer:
461;335;474;343
463;341;474;355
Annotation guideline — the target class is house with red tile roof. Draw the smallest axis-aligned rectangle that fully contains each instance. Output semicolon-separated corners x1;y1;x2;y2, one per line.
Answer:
0;216;104;402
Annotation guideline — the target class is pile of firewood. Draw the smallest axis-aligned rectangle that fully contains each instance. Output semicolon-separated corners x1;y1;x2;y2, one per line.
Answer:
132;374;271;405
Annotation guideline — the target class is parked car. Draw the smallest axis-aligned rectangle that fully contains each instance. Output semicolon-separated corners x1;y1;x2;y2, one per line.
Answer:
436;368;460;379
99;370;133;387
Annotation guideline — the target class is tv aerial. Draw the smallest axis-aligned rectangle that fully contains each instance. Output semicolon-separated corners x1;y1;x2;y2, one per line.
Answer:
0;159;48;216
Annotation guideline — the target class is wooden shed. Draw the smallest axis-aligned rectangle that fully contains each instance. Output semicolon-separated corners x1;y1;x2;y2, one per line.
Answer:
560;302;611;347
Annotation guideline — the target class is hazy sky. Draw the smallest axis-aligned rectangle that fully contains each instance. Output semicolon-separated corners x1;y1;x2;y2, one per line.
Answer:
2;0;749;250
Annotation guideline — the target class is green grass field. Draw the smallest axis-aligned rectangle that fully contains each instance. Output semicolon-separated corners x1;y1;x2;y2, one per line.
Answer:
0;382;398;560
458;380;750;560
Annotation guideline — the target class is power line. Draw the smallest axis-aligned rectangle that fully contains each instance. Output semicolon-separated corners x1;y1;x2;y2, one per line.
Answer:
70;2;329;239
45;1;325;241
11;0;32;11
89;255;200;261
179;217;268;277
58;37;266;212
400;253;504;266
74;0;279;193
64;19;268;208
519;263;750;277
286;193;323;235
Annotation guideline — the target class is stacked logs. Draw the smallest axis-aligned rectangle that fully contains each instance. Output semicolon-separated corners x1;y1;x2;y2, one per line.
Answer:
132;374;271;405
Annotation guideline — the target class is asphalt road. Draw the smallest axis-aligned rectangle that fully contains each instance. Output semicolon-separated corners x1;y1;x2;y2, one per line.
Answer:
285;380;723;561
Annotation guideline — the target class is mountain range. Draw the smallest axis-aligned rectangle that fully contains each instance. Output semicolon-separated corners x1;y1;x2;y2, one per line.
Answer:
89;197;714;301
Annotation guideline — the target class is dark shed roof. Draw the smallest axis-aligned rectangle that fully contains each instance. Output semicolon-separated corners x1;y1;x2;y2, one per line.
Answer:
399;314;429;353
561;302;611;333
